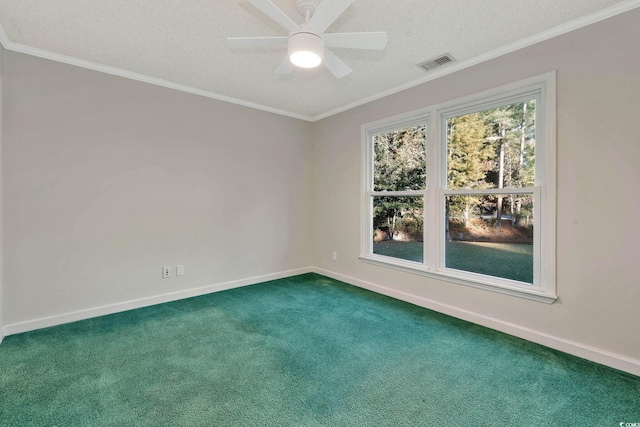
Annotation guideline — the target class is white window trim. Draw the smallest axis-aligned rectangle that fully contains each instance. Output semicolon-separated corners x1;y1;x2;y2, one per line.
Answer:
360;71;557;304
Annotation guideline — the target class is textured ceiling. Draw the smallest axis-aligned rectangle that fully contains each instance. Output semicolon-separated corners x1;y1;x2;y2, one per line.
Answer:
0;0;635;120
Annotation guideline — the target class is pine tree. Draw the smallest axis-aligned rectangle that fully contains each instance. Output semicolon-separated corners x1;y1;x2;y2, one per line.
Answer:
447;113;493;227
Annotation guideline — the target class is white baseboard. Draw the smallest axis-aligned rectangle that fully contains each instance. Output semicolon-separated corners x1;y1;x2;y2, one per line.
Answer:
1;267;313;338
312;267;640;377
3;265;639;377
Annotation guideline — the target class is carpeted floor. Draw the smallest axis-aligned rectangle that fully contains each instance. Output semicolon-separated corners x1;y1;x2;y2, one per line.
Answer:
1;273;638;426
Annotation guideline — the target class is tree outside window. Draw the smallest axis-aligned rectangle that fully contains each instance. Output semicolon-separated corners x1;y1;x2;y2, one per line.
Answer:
445;101;536;283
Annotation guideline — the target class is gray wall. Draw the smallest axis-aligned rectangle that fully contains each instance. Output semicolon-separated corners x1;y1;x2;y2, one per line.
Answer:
311;9;640;364
3;51;312;324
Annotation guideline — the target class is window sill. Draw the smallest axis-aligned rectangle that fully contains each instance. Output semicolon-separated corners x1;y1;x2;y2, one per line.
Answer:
359;255;557;304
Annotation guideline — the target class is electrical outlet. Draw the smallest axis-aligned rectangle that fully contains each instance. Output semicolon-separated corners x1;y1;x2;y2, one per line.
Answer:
162;266;171;279
176;265;185;276
332;251;338;261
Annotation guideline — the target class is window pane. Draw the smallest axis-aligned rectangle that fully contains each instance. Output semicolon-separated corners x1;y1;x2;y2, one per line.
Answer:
374;125;426;191
372;196;424;263
445;194;533;283
447;101;535;190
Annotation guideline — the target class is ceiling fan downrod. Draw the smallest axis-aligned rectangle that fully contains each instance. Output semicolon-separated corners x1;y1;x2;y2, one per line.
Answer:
296;0;320;20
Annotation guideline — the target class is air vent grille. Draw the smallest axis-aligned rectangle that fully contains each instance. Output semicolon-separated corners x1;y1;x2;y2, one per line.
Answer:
417;53;456;72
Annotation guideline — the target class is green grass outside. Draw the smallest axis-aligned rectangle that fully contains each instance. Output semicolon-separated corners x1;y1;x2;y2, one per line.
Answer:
373;240;533;283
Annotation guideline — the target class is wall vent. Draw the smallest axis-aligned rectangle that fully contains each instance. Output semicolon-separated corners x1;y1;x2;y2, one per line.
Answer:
417;53;456;72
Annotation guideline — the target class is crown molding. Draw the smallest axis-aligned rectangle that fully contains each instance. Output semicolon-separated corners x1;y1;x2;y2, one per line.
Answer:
0;34;314;122
309;0;640;121
0;0;638;123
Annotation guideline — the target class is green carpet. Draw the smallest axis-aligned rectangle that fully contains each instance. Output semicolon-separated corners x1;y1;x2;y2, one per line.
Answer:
1;273;638;426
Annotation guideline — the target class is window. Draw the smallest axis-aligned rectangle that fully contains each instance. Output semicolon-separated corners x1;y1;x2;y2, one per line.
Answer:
361;73;556;302
371;123;427;263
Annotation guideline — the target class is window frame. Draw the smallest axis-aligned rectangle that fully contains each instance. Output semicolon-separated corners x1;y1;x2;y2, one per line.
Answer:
360;72;557;303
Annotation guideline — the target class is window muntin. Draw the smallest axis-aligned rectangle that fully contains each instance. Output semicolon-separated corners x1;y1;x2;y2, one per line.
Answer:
361;73;556;302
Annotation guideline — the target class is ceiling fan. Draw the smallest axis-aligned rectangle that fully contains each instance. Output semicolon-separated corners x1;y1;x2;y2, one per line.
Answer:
228;0;387;78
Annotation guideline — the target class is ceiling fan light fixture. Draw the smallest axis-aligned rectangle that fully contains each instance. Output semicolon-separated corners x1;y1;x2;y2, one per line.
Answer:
288;32;324;68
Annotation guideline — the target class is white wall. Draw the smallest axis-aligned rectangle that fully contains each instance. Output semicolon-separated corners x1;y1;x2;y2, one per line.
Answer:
2;51;312;326
311;9;640;371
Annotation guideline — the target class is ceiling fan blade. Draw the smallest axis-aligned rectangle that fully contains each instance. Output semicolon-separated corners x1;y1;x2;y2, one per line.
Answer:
275;57;294;75
248;0;301;33
227;36;289;48
324;32;387;50
323;48;351;78
308;0;354;34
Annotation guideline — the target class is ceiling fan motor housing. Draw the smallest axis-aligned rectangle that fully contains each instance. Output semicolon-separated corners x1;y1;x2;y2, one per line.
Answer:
288;32;325;68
